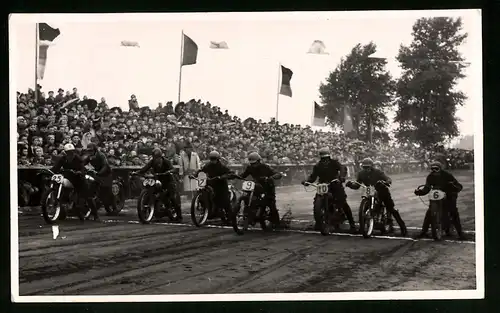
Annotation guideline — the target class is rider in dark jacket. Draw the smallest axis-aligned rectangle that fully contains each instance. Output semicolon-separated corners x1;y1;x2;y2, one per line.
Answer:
51;143;98;220
301;147;356;232
84;143;118;215
346;158;407;236
134;148;182;221
414;161;466;240
191;151;234;220
239;152;282;225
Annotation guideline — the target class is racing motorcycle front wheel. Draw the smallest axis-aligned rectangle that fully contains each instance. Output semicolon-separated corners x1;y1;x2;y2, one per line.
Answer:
190;190;210;227
137;189;156;224
232;198;249;235
359;198;375;238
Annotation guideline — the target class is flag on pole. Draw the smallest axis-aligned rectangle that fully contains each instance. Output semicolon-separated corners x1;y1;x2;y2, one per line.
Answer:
279;65;293;97
312;102;326;127
209;41;229;49
37;23;60;80
182;34;198;66
120;40;140;47
307;40;328;55
344;105;354;133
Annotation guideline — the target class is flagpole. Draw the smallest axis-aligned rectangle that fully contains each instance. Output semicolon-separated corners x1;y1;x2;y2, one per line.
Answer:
276;63;281;121
35;23;39;104
177;30;184;104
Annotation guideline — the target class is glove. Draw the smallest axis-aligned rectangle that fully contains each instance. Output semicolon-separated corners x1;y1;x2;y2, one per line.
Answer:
188;175;195;179
414;189;422;196
339;177;346;183
301;180;306;186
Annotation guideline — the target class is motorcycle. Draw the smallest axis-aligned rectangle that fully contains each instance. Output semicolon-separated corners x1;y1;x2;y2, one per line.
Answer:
303;179;345;235
416;185;447;241
231;175;277;235
189;172;235;227
132;171;179;224
347;180;392;238
94;176;126;216
39;168;94;224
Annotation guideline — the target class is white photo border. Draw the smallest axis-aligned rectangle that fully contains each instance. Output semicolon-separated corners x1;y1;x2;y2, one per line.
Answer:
9;9;484;302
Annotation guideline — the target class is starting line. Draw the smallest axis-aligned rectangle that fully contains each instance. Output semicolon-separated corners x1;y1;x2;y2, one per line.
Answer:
94;218;475;245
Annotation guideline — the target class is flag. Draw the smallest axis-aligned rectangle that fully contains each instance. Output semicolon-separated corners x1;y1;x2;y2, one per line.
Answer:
307;40;328;55
121;40;140;47
344;105;354;133
312;102;326;127
209;41;229;49
182;33;198;66
37;23;60;80
279;65;293;97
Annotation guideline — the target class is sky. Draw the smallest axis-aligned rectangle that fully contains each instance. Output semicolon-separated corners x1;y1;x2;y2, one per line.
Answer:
10;10;482;136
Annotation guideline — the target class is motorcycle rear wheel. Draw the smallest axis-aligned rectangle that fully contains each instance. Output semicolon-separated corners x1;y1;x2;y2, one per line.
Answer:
232;198;249;235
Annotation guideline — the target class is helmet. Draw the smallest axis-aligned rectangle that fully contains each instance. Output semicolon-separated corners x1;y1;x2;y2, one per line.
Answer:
361;158;374;167
318;147;330;158
64;143;75;152
152;148;162;158
209;151;220;160
248;152;261;164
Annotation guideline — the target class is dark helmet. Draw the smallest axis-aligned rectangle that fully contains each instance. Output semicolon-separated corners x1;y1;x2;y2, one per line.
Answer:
318;147;330;158
152;148;162;159
430;160;443;172
361;158;374;168
209;151;220;160
248;152;261;164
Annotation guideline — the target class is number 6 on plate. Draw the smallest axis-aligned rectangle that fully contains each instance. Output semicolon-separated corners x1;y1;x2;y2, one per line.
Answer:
242;181;255;191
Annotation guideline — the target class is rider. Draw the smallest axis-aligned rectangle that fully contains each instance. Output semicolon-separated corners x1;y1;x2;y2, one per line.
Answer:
346;158;408;236
374;160;394;231
414;160;466;240
190;151;234;220
50;143;98;220
238;152;282;225
133;148;182;221
84;143;118;215
301;147;356;232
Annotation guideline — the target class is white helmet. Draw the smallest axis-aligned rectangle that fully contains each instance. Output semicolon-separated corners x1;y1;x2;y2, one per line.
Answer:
64;143;75;152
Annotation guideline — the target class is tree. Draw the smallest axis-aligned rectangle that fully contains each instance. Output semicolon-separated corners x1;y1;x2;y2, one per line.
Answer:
318;42;395;142
394;17;468;148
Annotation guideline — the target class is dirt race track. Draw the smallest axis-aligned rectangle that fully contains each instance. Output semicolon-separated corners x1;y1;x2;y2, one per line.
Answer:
17;170;477;295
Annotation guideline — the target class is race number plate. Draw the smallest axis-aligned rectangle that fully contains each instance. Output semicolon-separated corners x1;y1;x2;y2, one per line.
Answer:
242;181;256;192
51;174;63;183
197;172;207;188
143;178;156;187
428;189;446;201
365;186;375;197
316;184;329;195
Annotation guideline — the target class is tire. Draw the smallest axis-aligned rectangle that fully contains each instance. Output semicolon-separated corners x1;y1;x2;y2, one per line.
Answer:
110;182;125;215
379;207;391;235
430;201;443;241
232;198;248;235
359;198;374;238
191;191;209;227
137;189;156;224
41;189;61;225
259;206;272;231
313;195;329;236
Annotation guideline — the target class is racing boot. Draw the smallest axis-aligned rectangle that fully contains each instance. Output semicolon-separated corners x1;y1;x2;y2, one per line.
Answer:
389;207;407;236
342;202;356;232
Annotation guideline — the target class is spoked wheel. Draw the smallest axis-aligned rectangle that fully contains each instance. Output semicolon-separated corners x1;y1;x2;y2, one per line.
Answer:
110;183;125;215
359;199;374;238
41;190;61;225
74;195;91;221
259;207;274;231
313;196;330;236
378;209;391;235
232;198;249;235
191;192;209;227
137;189;156;224
430;202;443;241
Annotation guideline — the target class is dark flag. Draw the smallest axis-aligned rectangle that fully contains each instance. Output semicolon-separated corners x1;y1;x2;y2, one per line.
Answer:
279;65;293;97
37;23;60;80
312;101;326;126
182;34;198;66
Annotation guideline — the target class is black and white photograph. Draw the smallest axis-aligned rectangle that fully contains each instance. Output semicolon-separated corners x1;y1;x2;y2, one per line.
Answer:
10;10;483;302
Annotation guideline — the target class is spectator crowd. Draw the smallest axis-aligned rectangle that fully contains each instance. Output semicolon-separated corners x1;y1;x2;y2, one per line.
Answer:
16;85;474;168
